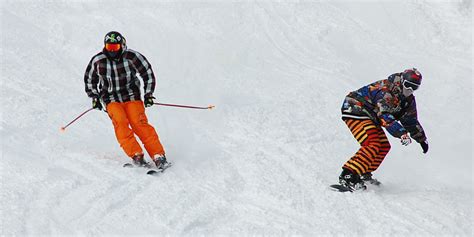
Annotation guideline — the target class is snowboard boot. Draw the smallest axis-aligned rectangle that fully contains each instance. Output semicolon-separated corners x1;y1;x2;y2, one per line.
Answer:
360;172;381;186
132;153;149;167
153;154;170;170
339;168;367;191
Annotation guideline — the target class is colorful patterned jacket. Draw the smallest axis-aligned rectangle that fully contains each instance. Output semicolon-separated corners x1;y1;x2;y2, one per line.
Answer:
84;49;156;105
341;73;427;142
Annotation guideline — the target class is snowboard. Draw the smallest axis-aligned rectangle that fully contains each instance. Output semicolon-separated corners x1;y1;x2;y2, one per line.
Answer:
330;181;381;192
329;184;353;192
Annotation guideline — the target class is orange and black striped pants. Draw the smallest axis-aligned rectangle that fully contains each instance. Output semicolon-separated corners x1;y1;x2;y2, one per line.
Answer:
343;119;391;174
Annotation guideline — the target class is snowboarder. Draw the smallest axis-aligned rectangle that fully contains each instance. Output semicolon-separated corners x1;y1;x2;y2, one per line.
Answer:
83;31;169;169
337;68;429;191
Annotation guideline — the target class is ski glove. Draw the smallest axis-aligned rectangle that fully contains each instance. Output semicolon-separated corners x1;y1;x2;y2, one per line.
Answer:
420;140;429;154
92;98;103;111
400;133;411;146
144;94;155;108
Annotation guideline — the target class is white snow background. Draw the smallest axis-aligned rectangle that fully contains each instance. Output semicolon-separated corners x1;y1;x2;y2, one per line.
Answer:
1;0;472;236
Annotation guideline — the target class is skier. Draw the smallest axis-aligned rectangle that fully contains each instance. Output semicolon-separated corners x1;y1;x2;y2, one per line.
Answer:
338;68;429;191
83;31;169;169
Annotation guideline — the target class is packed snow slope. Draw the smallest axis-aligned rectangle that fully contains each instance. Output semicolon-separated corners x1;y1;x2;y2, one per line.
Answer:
1;1;472;235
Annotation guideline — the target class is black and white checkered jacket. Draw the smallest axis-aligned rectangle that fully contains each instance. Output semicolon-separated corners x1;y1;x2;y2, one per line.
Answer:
84;49;156;104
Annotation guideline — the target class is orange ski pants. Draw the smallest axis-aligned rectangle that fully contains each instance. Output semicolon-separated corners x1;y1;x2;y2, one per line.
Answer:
106;100;165;158
343;119;391;174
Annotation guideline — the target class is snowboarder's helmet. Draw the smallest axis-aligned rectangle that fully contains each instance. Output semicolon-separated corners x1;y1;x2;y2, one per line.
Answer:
104;31;125;52
401;68;422;91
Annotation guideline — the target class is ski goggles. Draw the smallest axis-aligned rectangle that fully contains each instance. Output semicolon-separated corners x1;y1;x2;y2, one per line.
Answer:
105;43;121;52
402;80;420;91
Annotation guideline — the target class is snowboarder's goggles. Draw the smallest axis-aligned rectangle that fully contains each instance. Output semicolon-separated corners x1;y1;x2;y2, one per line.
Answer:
402;80;420;91
105;43;121;52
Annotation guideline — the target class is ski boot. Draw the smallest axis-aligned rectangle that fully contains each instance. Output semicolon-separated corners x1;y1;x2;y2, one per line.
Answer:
360;172;381;186
153;154;170;170
132;153;149;167
339;168;367;192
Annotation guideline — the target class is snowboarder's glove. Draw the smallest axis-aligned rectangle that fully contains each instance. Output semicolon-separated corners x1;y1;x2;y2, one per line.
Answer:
92;98;102;111
420;140;429;154
400;133;411;146
144;94;155;108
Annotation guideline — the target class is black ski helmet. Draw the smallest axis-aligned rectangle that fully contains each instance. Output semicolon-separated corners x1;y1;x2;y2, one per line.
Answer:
103;31;127;59
104;31;125;45
401;68;422;91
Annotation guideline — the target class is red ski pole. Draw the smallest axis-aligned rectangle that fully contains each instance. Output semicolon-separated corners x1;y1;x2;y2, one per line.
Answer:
60;108;94;132
154;102;215;110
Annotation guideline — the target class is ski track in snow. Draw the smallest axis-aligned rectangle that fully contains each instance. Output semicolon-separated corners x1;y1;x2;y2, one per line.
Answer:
1;1;472;236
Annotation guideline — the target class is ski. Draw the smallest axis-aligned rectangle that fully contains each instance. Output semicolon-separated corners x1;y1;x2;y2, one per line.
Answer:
146;162;173;175
123;162;173;175
123;163;136;168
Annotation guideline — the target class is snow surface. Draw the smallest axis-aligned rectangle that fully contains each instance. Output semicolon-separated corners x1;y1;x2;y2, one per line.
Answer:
1;0;472;236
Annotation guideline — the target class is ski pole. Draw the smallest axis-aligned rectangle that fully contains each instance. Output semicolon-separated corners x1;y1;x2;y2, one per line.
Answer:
60;108;94;132
154;102;215;110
